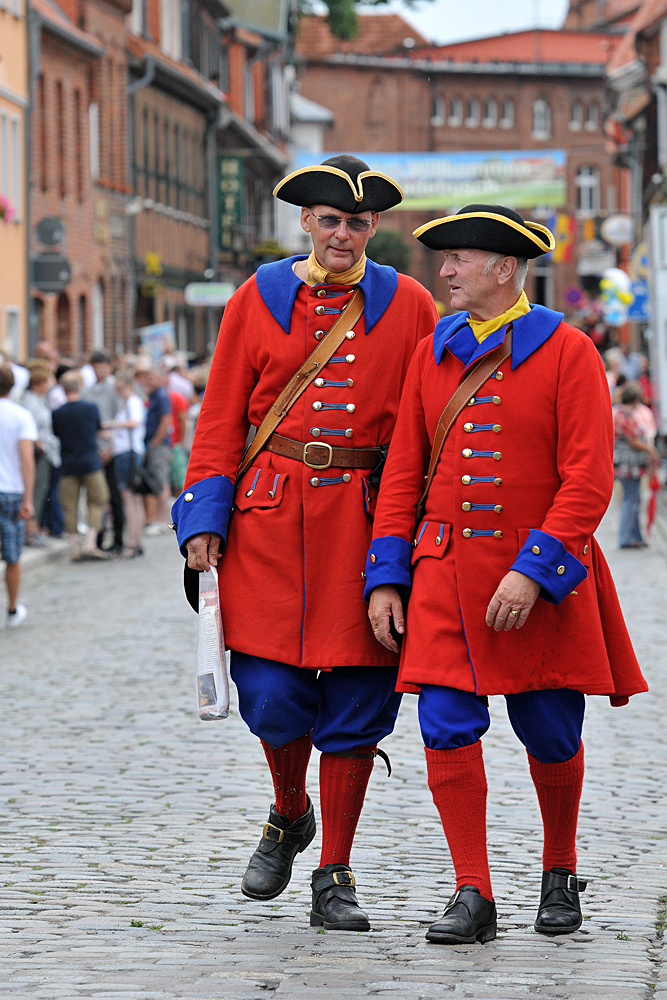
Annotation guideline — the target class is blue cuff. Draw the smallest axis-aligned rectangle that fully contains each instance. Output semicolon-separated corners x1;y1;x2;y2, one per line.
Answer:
172;475;235;557
511;528;587;604
363;536;413;602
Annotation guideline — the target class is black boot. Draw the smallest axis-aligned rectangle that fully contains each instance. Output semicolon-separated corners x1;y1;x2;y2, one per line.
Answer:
241;797;316;900
534;867;587;935
426;885;497;944
310;863;370;931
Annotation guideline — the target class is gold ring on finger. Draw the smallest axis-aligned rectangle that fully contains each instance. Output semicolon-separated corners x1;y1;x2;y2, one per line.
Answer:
509;609;520;617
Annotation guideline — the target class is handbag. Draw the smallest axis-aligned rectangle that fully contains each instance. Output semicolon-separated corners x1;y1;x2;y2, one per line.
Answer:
125;425;161;496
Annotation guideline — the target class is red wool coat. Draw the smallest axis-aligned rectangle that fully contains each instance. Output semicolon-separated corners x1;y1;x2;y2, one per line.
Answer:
177;256;439;669
365;306;647;703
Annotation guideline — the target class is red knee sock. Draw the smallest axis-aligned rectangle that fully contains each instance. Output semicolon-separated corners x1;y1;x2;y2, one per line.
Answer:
319;747;376;867
261;732;312;823
425;743;493;901
528;741;584;872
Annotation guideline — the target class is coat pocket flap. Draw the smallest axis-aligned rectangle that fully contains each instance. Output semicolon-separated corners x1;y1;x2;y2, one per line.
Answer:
235;467;288;511
411;520;451;563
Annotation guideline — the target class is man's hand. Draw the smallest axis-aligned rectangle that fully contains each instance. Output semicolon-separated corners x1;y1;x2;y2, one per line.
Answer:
486;570;540;632
186;533;222;571
19;500;34;520
368;584;405;653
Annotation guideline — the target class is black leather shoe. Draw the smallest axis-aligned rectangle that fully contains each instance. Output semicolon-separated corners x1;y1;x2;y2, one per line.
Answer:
534;867;587;935
426;885;497;944
241;797;316;900
310;863;370;931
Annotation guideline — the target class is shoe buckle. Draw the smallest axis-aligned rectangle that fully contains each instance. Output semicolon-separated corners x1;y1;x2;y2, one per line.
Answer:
262;822;285;844
444;889;460;911
332;870;355;887
566;874;585;892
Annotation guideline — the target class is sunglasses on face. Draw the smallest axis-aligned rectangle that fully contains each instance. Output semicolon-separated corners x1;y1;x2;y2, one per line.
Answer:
310;212;373;233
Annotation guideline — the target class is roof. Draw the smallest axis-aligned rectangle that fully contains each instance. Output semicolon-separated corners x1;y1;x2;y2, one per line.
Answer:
126;35;227;109
296;14;430;59
290;92;334;124
32;0;105;57
408;29;619;65
606;0;667;71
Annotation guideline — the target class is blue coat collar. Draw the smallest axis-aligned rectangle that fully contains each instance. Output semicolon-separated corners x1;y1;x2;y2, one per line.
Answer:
255;255;398;335
433;304;564;372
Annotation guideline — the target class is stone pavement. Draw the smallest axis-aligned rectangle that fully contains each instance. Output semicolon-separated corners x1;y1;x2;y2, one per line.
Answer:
1;492;666;1000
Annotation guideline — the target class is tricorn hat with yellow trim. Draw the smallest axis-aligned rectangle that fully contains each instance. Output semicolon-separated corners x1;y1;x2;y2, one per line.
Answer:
273;155;403;215
413;204;555;259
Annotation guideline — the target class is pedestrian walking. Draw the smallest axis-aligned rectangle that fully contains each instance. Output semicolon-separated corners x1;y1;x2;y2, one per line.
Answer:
0;364;37;627
613;383;657;549
102;371;146;558
172;155;438;931
135;366;172;535
365;205;648;944
82;350;124;554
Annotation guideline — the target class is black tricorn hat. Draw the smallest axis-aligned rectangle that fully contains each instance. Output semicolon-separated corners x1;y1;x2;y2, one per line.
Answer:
413;204;555;258
273;155;403;214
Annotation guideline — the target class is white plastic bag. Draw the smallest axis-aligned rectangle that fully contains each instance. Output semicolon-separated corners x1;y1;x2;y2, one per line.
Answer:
195;568;230;720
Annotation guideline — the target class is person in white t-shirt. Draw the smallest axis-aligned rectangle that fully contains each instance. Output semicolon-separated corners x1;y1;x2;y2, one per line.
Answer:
0;365;37;628
102;372;146;558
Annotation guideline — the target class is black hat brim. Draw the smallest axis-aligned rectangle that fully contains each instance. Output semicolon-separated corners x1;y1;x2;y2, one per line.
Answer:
413;211;555;258
274;165;403;214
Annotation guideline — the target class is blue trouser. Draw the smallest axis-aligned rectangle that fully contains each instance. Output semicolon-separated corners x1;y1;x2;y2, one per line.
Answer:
418;685;585;763
230;652;402;753
618;476;644;547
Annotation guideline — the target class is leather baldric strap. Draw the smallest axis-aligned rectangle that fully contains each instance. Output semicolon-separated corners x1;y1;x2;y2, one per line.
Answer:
415;329;513;526
237;288;364;483
266;432;381;471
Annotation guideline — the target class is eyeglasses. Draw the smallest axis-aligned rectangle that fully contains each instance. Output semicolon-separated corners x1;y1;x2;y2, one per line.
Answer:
310;212;373;234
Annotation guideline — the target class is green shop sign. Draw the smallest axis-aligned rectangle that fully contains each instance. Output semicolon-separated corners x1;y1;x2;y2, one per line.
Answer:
218;156;244;250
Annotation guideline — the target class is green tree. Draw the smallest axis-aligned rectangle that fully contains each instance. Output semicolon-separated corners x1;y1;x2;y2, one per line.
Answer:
366;229;412;273
299;0;429;41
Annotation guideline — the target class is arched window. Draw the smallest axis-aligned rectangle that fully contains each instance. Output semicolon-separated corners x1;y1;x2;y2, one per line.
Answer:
532;99;551;139
431;94;446;126
499;99;514;128
569;100;583;131
77;295;87;355
449;96;463;126
576;165;600;215
465;98;480;127
585;102;599;130
483;98;497;128
56;292;71;356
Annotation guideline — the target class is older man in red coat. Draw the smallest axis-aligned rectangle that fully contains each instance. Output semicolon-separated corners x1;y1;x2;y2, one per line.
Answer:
366;205;647;945
172;156;438;931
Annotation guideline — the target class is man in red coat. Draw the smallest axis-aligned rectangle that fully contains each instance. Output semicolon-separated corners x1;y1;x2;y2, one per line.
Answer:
172;156;438;931
366;205;647;945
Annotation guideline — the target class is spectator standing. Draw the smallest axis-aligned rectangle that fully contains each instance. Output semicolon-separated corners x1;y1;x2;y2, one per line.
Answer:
613;384;657;549
135;367;172;535
21;368;61;546
0;365;37;627
0;348;29;402
167;384;189;495
165;354;194;402
82;350;124;554
103;372;146;558
52;372;110;562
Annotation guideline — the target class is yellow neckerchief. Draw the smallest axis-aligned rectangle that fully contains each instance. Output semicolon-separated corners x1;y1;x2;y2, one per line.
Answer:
305;250;367;287
468;290;530;344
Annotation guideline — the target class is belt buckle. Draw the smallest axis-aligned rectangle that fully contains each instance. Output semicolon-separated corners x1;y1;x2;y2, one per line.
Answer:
303;441;333;470
262;822;285;844
332;870;355;887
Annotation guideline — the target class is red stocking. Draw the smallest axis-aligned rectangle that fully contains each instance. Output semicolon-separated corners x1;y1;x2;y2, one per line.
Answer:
528;741;584;872
319;748;375;867
261;732;312;823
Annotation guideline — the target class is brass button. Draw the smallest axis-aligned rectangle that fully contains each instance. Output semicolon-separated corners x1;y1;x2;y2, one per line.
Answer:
346;403;355;413
462;448;473;458
343;473;351;483
494;504;503;513
370;553;376;563
245;489;254;497
467;397;476;406
462;475;472;484
462;528;472;538
496;371;503;380
346;354;355;363
346;378;354;387
314;330;325;341
493;396;501;405
494;477;502;486
268;490;275;499
317;289;326;297
570;589;578;595
463;422;474;432
435;535;442;545
493;452;502;461
462;502;471;512
311;428;321;437
184;492;194;501
345;428;353;438
345;331;355;340
314;377;324;387
361;571;366;580
494;530;503;539
312;401;322;411
557;565;565;575
532;545;540;555
493;424;502;433
583;544;589;554
310;477;320;487
315;305;325;315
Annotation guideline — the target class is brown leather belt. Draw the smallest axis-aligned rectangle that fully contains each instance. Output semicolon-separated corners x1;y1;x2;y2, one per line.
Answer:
265;433;382;471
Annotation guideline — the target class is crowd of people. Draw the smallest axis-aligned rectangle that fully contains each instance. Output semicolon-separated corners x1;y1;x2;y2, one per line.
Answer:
0;340;208;627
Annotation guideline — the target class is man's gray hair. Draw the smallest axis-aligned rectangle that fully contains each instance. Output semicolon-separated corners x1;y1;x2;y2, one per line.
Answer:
483;253;529;292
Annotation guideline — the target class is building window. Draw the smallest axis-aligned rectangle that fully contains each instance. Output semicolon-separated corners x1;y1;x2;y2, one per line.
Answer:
92;281;104;349
160;0;182;59
569;100;583;131
130;0;143;35
499;99;514;128
5;308;20;359
585;102;599;131
431;94;446;126
74;89;83;201
38;75;47;191
576;165;600;215
448;96;463;126
532;98;551;139
244;58;255;123
483;97;497;128
465;98;480;127
56;81;66;197
77;295;87;354
89;103;99;181
0;110;22;218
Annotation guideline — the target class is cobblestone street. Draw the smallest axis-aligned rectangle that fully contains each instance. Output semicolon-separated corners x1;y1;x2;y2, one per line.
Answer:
1;494;666;1000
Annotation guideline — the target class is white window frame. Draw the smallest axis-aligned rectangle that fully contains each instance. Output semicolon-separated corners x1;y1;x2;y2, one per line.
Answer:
465;98;480;128
448;96;462;127
160;0;181;60
10;115;20;219
92;281;104;349
569;100;583;131
0;111;8;199
585;102;599;131
130;0;143;35
499;99;514;128
89;103;99;181
430;94;446;127
532;98;552;140
576;164;601;216
482;97;497;128
5;307;20;359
